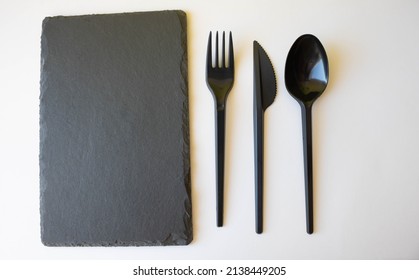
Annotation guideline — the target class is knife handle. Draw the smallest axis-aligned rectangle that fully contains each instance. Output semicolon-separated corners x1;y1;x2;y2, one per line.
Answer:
301;103;314;234
215;108;226;227
254;107;264;234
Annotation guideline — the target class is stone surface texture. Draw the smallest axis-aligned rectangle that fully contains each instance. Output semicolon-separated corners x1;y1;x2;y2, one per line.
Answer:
39;10;192;246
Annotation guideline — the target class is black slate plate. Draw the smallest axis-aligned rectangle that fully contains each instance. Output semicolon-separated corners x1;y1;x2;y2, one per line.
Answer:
39;10;192;246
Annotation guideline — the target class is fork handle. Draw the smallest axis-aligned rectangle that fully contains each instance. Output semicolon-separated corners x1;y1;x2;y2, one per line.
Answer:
215;107;226;227
254;106;264;234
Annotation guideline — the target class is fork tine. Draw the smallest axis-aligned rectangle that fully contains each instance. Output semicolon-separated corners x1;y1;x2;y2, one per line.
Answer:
229;31;234;69
207;32;212;68
215;31;219;68
222;31;226;68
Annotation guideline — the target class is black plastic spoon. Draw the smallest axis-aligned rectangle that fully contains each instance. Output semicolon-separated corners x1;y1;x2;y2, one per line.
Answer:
284;34;329;234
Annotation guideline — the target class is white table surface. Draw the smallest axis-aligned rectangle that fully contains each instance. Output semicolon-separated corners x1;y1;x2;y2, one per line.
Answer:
1;0;419;260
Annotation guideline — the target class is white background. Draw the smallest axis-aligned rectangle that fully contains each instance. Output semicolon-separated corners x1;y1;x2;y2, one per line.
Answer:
1;0;419;260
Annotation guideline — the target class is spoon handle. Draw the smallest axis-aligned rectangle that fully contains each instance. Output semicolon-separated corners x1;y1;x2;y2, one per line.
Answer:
301;104;314;234
215;107;226;227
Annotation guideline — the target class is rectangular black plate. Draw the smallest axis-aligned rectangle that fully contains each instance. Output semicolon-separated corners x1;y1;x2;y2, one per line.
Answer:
39;10;192;246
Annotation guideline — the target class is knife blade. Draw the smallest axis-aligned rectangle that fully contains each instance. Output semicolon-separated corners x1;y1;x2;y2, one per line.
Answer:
253;40;277;234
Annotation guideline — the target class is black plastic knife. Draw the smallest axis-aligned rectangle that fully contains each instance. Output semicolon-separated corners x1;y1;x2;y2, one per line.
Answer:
253;41;277;234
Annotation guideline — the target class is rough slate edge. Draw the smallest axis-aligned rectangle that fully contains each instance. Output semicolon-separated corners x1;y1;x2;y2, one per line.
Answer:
177;9;193;246
178;10;193;246
38;10;193;246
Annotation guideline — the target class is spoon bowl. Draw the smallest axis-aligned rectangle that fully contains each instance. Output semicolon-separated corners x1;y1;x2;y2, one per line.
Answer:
284;34;329;234
285;34;329;105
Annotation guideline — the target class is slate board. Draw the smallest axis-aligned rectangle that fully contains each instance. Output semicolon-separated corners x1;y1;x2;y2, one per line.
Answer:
39;10;192;246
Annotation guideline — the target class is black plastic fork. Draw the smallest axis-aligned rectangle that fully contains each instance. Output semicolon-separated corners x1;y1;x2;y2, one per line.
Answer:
206;31;235;227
